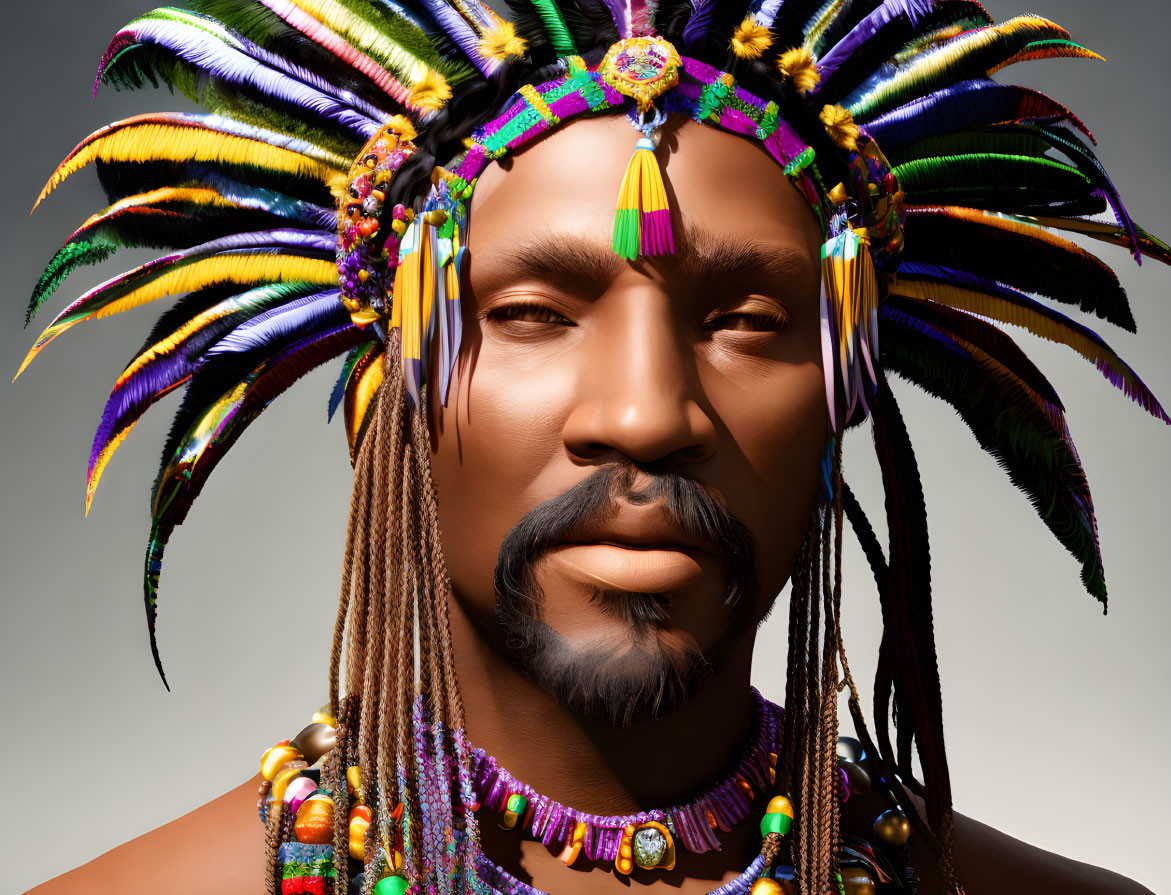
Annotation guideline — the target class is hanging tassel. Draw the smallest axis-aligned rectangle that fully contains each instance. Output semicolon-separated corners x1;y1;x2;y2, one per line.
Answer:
820;224;880;430
612;132;674;260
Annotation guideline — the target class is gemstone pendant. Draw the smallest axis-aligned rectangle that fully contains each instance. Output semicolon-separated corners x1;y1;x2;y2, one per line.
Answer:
599;37;682;114
616;820;676;873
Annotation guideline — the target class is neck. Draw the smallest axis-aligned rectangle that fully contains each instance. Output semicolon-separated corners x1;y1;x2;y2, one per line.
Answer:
447;595;759;815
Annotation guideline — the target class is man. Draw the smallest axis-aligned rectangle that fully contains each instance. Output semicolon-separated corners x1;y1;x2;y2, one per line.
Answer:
14;0;1164;892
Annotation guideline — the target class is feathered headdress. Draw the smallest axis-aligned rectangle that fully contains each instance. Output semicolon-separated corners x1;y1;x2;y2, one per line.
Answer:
17;0;1169;892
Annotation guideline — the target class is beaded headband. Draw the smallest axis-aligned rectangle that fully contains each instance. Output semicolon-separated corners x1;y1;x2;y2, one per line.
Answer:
335;35;905;437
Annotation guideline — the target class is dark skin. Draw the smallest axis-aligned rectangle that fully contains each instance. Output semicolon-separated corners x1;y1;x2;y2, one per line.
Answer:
26;118;1154;895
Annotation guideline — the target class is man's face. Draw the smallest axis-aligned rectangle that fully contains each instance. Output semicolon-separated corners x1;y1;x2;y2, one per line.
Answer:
430;113;826;721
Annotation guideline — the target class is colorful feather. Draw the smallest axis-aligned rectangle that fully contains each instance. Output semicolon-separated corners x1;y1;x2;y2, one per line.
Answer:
99;9;386;136
864;79;1094;150
846;17;1091;122
880;299;1106;602
328;340;380;422
33;113;350;213
143;322;365;683
901;206;1133;331
86;282;329;512
889;263;1170;424
892;153;1094;212
16;231;337;379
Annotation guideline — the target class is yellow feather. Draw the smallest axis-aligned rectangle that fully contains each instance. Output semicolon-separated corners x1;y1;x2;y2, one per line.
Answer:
990;43;1103;74
408;68;453;113
731;18;773;60
805;0;848;48
14;255;336;380
34;122;347;212
820;105;859;153
776;46;821;95
849;16;1071;119
344;346;385;462
887;278;1125;378
479;21;527;61
86;424;139;516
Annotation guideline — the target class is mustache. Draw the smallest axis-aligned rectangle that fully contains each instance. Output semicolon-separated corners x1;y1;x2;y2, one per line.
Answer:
493;463;758;620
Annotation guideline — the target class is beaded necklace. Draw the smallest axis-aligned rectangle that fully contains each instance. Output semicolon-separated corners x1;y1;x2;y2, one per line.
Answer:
259;693;917;895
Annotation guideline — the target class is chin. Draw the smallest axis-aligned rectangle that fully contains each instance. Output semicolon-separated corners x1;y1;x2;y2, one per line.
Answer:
496;598;713;726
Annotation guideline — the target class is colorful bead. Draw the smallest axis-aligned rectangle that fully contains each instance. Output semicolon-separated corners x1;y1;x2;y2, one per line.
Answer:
760;812;792;837
631;821;675;870
750;880;786;895
557;821;586;866
283;776;318;817
271;764;309;807
372;876;408;895
500;793;527;829
615;824;636;875
262;743;304;781
294;793;335;845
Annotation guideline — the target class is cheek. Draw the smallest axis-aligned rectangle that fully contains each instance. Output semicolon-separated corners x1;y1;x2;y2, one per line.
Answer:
429;346;576;619
701;356;827;602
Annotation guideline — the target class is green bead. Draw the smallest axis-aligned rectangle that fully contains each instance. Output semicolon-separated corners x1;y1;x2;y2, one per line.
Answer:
506;793;528;815
373;876;408;895
760;811;793;837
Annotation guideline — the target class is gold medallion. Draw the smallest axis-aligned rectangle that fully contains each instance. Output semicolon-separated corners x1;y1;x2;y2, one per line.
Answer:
599;36;681;113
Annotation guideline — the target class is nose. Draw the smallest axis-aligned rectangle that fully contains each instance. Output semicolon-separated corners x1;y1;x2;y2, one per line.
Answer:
562;288;718;466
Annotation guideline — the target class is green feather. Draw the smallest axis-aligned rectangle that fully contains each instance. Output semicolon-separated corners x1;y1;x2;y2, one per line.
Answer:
28;242;118;326
881;301;1106;604
893;153;1093;209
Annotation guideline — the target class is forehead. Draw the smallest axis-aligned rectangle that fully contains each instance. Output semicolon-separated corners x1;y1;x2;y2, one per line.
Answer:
466;113;822;268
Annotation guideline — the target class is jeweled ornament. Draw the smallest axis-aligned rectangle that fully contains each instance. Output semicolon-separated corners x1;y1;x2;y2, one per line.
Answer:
599;36;681;113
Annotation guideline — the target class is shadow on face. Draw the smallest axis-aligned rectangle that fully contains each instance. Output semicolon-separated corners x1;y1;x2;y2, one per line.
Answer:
429;112;828;722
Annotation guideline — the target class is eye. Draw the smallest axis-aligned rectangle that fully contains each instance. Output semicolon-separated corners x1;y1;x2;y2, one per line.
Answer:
703;301;789;333
487;302;575;327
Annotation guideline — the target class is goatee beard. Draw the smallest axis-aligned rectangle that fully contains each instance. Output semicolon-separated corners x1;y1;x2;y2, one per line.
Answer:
492;464;757;726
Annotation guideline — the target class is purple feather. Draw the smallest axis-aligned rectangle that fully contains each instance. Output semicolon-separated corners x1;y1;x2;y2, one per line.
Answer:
415;0;492;72
898;262;1170;423
681;0;719;50
816;0;937;85
99;14;382;137
88;284;331;478
45;228;334;333
750;0;786;30
863;79;1091;148
202;290;347;363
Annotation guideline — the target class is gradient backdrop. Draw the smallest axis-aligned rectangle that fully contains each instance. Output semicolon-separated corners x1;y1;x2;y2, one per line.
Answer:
1;1;1168;892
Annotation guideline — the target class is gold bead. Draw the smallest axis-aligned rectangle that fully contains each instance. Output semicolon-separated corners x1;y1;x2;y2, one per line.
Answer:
840;866;875;895
872;809;911;847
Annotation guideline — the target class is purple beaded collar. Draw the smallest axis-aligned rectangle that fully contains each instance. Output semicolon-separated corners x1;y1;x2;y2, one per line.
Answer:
469;688;781;863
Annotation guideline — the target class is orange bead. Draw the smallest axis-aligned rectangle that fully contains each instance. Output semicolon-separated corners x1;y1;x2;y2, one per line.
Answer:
350;804;373;823
294;793;335;845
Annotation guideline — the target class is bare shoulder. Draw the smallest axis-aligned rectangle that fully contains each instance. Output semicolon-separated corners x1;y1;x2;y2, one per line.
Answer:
25;775;266;895
913;810;1153;895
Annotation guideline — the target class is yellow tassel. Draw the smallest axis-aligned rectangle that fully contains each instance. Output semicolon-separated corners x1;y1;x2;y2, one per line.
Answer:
479;21;527;61
777;46;821;95
820;104;860;153
408;68;452;113
730;17;772;60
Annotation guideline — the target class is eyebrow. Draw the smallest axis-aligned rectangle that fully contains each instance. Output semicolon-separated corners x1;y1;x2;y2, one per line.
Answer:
471;223;815;295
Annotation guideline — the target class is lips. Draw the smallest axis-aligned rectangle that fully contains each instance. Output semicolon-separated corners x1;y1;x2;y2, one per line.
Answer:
544;543;706;593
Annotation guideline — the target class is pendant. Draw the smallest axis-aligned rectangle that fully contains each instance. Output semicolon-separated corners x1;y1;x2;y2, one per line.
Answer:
616;820;676;874
599;37;681;114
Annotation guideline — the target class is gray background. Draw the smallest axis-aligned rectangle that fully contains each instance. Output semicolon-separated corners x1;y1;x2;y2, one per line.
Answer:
1;1;1167;893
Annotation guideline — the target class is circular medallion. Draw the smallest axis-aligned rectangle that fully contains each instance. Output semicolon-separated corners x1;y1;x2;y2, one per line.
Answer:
599;37;681;112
